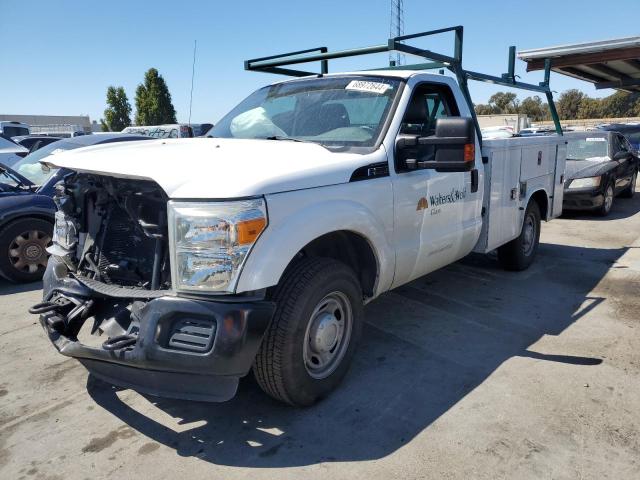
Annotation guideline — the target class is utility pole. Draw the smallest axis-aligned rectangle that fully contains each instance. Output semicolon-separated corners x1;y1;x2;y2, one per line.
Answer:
188;40;197;126
389;0;405;66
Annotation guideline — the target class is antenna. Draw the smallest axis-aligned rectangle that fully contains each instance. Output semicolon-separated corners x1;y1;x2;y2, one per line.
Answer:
389;0;405;66
188;40;197;126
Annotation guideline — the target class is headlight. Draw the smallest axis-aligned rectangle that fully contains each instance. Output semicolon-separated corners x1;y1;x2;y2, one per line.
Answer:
568;176;601;189
168;199;267;293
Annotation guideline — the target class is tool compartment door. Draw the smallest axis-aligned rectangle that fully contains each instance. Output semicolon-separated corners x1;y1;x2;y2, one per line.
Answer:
474;142;522;254
487;147;522;251
551;141;567;217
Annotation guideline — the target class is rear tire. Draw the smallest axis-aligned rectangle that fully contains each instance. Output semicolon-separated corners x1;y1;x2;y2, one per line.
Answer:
0;218;53;283
620;171;636;199
253;257;363;406
497;201;541;271
597;182;615;216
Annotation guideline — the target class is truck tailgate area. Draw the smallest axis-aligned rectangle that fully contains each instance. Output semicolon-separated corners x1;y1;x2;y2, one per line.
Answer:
474;136;567;253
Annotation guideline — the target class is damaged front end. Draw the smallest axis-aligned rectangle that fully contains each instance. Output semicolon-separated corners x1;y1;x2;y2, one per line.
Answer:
31;173;274;402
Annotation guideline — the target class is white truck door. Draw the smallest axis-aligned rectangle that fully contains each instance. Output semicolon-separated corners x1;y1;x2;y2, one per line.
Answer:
390;84;473;287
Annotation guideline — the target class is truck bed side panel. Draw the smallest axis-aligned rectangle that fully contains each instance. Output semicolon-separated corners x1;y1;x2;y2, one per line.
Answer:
474;136;567;253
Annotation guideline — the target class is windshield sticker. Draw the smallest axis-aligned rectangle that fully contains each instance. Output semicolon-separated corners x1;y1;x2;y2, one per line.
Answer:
586;138;606;142
345;80;391;94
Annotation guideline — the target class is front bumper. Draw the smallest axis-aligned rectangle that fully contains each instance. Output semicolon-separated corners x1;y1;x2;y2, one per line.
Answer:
562;187;604;211
35;257;275;402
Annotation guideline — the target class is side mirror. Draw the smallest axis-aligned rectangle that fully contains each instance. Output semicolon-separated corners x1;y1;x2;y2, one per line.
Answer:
613;150;631;161
396;118;476;172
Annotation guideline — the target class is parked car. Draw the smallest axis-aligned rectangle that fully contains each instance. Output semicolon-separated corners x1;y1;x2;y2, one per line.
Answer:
519;127;555;136
0;136;29;166
598;123;640;152
12;135;63;153
0;121;30;138
0;134;153;283
481;128;514;139
191;123;214;136
563;131;638;216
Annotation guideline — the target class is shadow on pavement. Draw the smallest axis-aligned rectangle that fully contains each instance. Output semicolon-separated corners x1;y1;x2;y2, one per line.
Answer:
86;239;623;468
0;279;42;295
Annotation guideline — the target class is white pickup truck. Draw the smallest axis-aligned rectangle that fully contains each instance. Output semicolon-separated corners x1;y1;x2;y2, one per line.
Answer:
32;28;567;406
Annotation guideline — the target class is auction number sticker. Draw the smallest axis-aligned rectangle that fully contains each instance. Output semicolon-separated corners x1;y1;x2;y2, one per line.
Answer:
345;80;391;94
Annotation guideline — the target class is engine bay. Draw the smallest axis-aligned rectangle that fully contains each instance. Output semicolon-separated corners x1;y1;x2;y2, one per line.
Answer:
53;173;171;291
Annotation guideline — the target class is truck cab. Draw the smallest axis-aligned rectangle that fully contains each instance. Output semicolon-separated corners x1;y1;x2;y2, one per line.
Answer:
32;27;567;406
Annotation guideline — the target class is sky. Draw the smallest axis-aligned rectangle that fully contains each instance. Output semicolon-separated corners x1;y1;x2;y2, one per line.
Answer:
1;0;639;125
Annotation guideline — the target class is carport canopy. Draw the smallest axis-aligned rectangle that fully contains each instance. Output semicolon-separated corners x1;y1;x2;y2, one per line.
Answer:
518;37;640;92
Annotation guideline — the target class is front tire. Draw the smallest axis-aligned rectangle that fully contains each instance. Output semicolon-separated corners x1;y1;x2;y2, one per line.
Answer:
0;218;52;283
597;182;615;216
620;171;636;199
253;258;363;406
497;201;541;271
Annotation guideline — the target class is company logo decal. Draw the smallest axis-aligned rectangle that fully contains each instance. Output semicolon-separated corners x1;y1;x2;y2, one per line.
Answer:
428;188;467;207
416;197;429;211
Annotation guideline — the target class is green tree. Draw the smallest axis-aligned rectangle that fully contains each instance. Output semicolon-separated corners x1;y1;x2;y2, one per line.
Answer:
577;97;602;119
599;91;640;118
519;96;546;121
102;86;131;132
488;92;519;113
134;68;177;125
474;103;497;115
556;89;585;120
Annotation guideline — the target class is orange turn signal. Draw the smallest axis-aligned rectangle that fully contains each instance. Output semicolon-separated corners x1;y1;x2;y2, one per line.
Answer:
464;143;475;163
237;218;266;245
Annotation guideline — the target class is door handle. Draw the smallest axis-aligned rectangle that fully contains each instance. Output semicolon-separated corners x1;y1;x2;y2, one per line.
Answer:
471;169;479;193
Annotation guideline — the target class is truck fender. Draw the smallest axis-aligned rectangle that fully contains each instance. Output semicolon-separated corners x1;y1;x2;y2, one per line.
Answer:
236;198;395;296
522;186;551;225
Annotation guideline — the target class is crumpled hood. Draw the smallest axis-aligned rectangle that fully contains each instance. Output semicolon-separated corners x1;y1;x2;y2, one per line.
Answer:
43;138;381;198
565;157;617;179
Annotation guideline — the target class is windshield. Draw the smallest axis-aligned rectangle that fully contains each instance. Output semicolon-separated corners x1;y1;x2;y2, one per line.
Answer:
209;76;402;150
10;140;76;185
566;137;609;161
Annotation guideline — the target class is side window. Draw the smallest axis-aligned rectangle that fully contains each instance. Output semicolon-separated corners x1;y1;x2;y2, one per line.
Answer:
400;86;457;136
621;135;632;152
396;85;460;171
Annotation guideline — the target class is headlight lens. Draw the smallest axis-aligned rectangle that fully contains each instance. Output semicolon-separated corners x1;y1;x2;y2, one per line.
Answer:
568;176;601;189
168;199;267;292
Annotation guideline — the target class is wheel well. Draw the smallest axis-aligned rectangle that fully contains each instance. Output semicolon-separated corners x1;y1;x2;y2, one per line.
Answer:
282;231;378;298
0;214;54;231
530;190;549;220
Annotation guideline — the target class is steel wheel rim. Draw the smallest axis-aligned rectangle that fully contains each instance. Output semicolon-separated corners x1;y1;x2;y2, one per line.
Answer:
303;291;353;379
521;213;536;257
8;229;51;274
632;173;637;193
604;185;614;212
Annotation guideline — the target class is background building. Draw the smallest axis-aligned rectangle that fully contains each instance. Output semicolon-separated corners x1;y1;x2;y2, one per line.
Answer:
0;114;93;133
